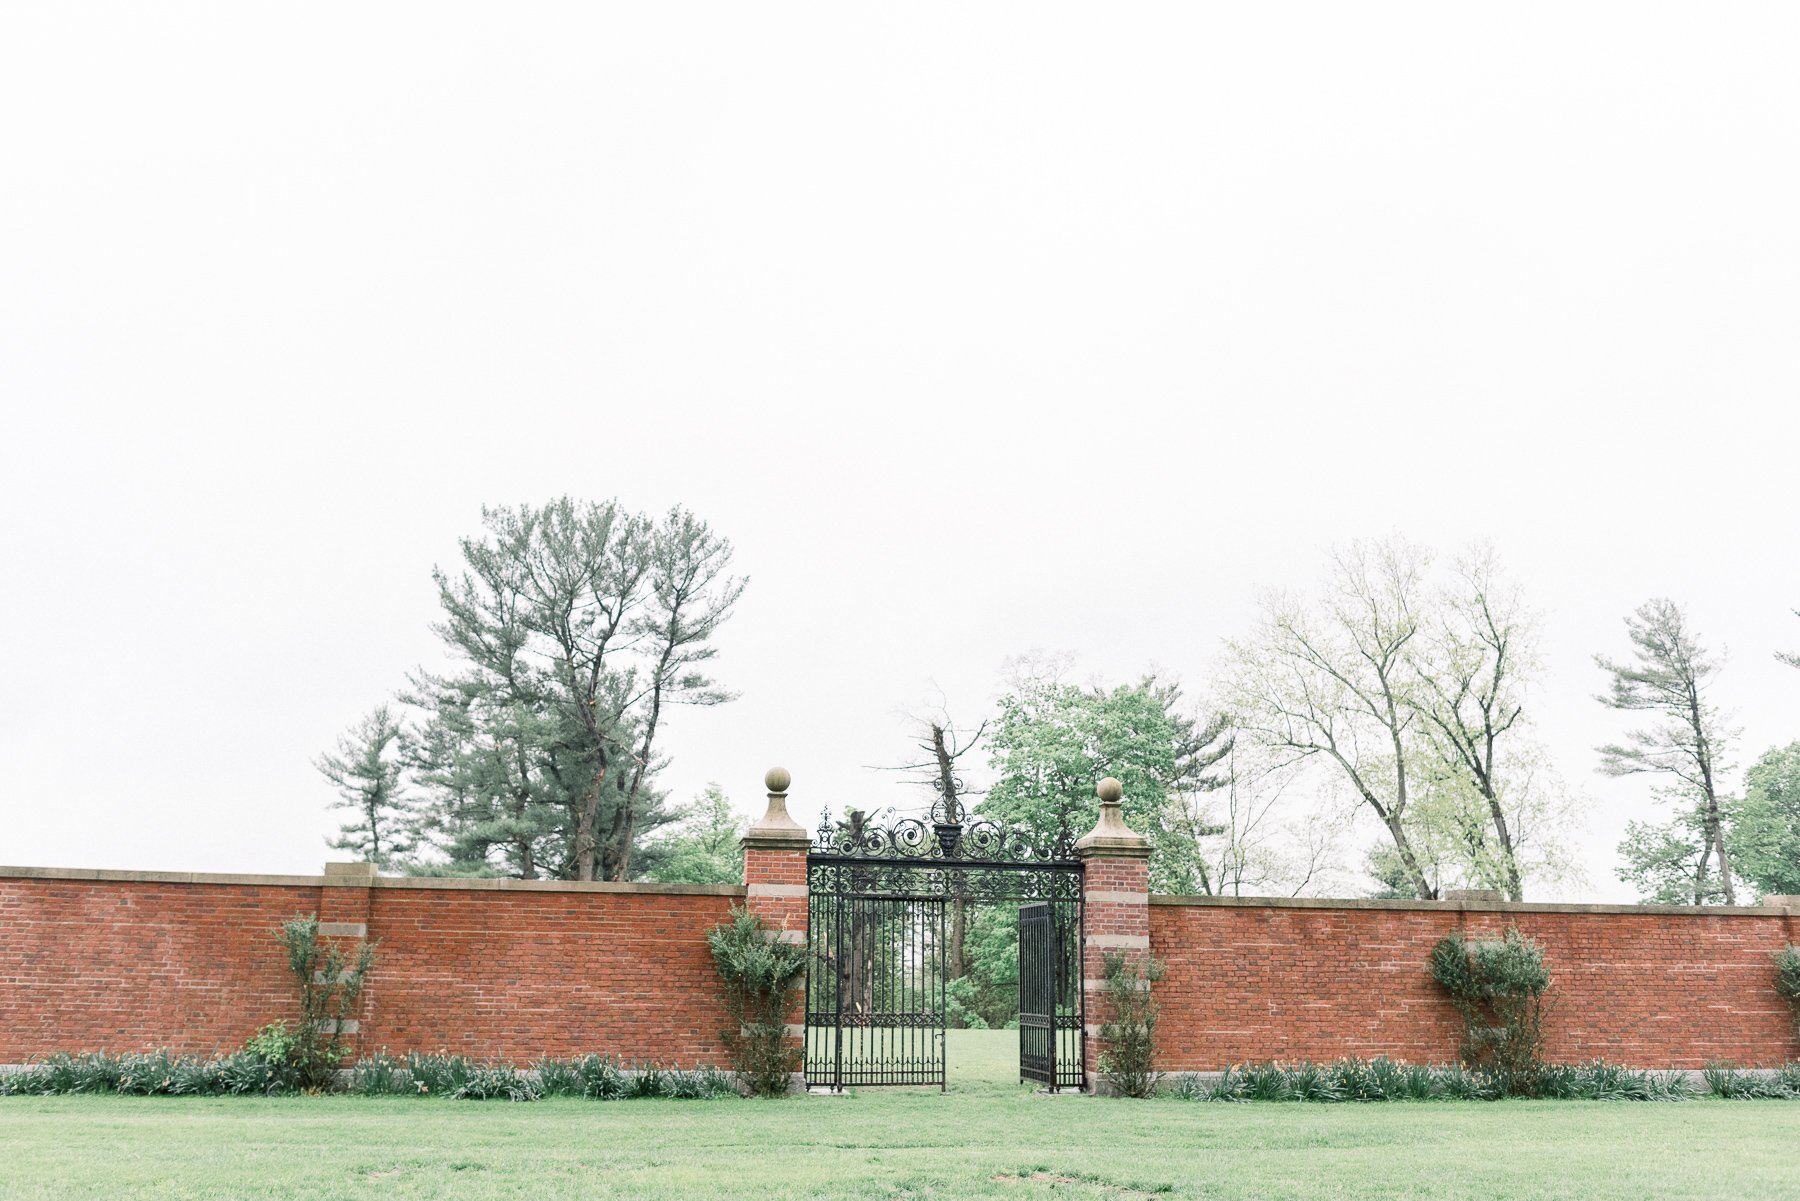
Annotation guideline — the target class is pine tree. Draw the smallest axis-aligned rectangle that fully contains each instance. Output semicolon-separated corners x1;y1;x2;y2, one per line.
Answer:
315;705;415;869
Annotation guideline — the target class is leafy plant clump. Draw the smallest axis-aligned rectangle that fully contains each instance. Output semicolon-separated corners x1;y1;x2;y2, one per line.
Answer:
1097;951;1166;1098
1;1049;738;1101
707;907;808;1097
1776;945;1800;1045
1430;926;1551;1093
276;914;376;1090
1170;1057;1698;1103
1703;1062;1800;1100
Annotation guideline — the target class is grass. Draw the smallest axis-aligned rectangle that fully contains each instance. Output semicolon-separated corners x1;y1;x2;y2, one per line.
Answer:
3;1032;1798;1200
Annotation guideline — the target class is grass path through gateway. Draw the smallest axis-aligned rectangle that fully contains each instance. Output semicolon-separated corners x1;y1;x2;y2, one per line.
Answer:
3;1033;1798;1200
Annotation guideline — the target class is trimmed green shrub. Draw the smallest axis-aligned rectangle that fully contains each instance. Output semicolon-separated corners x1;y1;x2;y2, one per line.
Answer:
707;907;807;1097
1430;926;1551;1093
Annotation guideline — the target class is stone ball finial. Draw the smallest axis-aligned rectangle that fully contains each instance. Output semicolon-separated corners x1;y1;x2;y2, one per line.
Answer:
1096;777;1124;804
764;766;792;794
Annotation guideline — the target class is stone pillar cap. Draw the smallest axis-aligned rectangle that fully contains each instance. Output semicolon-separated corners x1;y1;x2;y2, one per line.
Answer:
1074;777;1151;860
323;861;379;883
742;766;811;850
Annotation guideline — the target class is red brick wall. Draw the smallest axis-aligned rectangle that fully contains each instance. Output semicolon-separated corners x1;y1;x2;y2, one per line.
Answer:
1152;898;1800;1069
0;870;743;1065
0;875;321;1060
8;868;1798;1071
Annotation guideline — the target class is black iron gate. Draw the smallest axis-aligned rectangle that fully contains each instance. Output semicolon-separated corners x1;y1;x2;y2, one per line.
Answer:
804;892;946;1088
805;801;1083;1092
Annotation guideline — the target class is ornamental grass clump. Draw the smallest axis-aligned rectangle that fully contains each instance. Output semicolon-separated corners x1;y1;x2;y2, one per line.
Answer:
1430;926;1551;1094
1169;1058;1696;1103
1703;1062;1800;1100
707;906;808;1097
450;1065;542;1102
1097;951;1165;1098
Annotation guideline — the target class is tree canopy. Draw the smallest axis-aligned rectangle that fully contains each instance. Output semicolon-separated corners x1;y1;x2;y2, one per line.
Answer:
319;497;743;881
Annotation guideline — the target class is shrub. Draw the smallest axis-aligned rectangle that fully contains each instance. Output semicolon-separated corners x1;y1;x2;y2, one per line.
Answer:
707;907;807;1097
1097;951;1165;1098
1776;945;1800;1045
1430;926;1551;1093
239;1022;306;1093
276;914;376;1091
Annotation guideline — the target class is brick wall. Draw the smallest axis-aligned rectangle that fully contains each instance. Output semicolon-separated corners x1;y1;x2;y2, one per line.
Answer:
7;865;1799;1072
0;868;743;1065
1152;896;1800;1070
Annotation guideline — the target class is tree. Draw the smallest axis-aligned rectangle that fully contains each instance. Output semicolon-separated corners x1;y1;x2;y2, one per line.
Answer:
1730;742;1800;899
335;498;743;882
1222;539;1439;899
640;784;745;885
1616;807;1726;905
1225;539;1575;901
982;669;1230;894
1779;610;1800;670
884;711;986;982
1406;549;1533;901
314;704;415;869
1596;599;1737;904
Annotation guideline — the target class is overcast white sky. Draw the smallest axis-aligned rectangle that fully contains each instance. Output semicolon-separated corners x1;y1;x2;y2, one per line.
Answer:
3;4;1796;900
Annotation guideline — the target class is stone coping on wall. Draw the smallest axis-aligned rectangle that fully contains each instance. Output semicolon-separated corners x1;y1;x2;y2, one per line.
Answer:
0;864;745;897
1150;893;1800;916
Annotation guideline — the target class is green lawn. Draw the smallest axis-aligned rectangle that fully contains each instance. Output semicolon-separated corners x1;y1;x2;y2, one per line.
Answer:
4;1032;1797;1200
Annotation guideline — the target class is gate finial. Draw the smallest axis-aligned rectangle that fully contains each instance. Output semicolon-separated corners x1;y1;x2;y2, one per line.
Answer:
743;766;810;850
1075;777;1151;859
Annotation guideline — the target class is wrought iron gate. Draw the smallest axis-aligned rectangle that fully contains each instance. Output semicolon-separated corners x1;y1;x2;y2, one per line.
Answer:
805;800;1083;1091
804;892;946;1088
1017;901;1082;1090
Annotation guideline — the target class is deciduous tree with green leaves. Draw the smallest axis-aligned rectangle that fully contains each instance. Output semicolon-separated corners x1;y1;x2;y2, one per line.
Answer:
640;784;745;885
981;669;1228;894
1729;742;1800;900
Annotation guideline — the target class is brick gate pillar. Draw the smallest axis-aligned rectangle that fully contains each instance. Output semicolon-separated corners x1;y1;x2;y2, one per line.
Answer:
740;767;811;1083
1074;777;1152;1094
